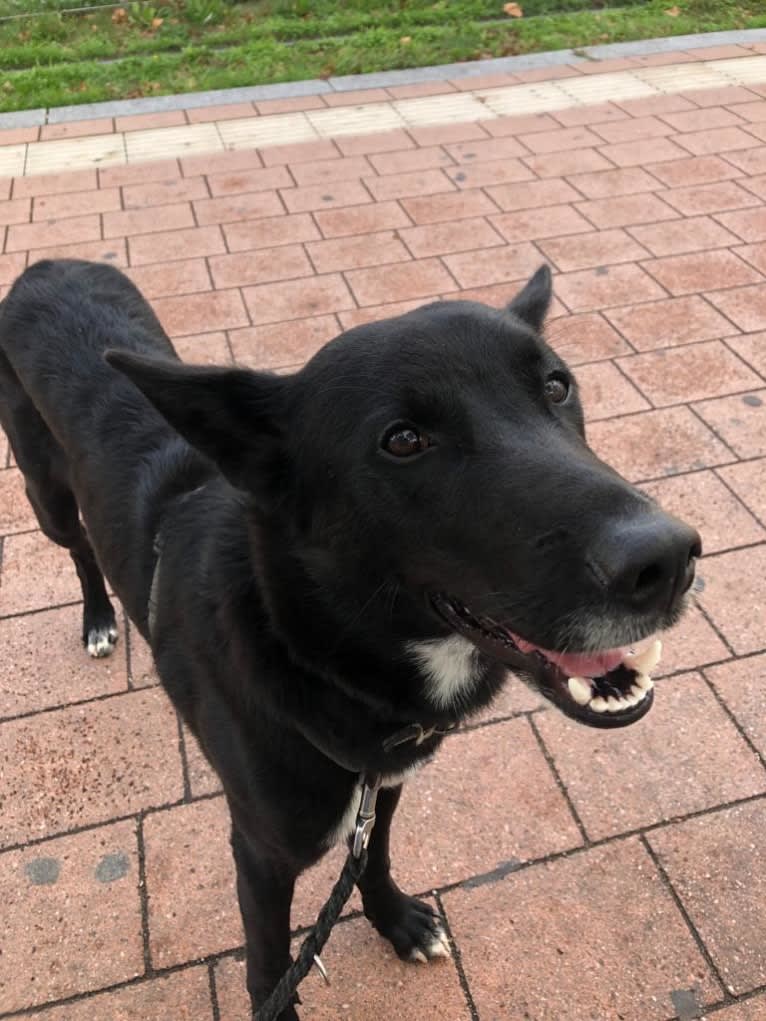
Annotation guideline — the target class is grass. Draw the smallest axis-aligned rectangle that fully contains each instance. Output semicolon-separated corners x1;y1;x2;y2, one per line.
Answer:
0;0;764;113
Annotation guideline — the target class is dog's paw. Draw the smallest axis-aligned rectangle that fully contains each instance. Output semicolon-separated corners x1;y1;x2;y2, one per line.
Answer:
370;893;451;964
86;624;118;658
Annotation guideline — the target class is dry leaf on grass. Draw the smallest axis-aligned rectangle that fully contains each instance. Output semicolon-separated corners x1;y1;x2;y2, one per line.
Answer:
111;6;127;23
151;16;164;28
503;2;523;16
665;5;681;15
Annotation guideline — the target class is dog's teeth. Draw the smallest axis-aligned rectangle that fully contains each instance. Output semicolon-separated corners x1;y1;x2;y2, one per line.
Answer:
567;676;592;706
590;696;608;712
624;638;662;676
630;684;645;701
606;696;622;712
635;673;654;692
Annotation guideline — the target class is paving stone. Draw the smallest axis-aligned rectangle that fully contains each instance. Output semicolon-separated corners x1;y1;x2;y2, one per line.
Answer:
0;820;143;1014
537;672;766;840
0;687;183;848
694;388;766;457
649;801;766;995
604;294;737;350
695;545;766;655
445;838;721;1021
0;604;128;719
617;341;762;406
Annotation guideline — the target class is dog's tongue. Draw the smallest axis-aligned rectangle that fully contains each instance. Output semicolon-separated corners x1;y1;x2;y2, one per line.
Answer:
512;637;624;679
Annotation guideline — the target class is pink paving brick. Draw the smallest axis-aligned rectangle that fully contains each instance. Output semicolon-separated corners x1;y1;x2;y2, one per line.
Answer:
398;216;504;258
346;256;455;305
153;289;249;336
121;175;209;208
128;224;225;265
617;341;762;406
546;311;632;363
103;201;194;238
193;189;284;226
28;237;128;268
32;186;121;221
181;149;262;178
281;179;372;213
554;263;665;313
407;120;488;146
306;230;410;273
706;652;766;758
695;544;766;654
114;110;187;133
708;284;766;332
173;331;232;366
640;468;765;555
223;210;321;251
22;968;214;1021
675;125;761;156
390;720;581;892
255;94;327;115
243;273;354;325
539;228;648;272
0;465;37;533
0;604;128;719
661;106;748;133
287;155;372;186
215;914;470;1021
0;820;143;1014
40;117;113;141
519;125;603;154
444;157;534;189
576;360;650;419
445;839;721;1021
489;203;592;242
588;406;733;482
648;153;744;188
718;454;766;521
645;600;729;677
402;188;499;224
5;213;102;253
565;165;660;199
0;196;31;227
629;213;740;255
363;168;455;202
125;258;212;299
0;529;83;614
259;137;340;166
12;168;97;199
552;102;628;127
537;672;766;840
605;294;737;350
443;135;528;164
313;199;411;238
186;101;256;122
208;244;311;289
575;192;679;229
99;158;181;188
523;146;614;177
591;115;675;144
0;251;27;285
229;315;341;370
598;135;688;167
0;688;183;848
204;164;292;197
649;801;766;995
443;243;541;290
644;250;762;296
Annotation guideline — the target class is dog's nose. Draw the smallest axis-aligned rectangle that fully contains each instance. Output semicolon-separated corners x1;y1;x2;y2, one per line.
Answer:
588;515;702;612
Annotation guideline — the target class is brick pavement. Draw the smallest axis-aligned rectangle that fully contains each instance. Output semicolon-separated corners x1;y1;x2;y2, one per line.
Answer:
1;56;766;1021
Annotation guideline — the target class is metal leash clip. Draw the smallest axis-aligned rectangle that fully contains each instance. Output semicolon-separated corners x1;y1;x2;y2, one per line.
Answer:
352;772;381;859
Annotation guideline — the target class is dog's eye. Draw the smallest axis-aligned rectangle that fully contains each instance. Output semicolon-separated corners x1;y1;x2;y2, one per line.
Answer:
544;372;570;405
382;425;430;458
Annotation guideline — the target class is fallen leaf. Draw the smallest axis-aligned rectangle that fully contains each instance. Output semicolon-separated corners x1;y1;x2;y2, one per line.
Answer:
111;6;127;22
400;35;411;44
665;5;680;14
151;16;163;27
503;2;523;16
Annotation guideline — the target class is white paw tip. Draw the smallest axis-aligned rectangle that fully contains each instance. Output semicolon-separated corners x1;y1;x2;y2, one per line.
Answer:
409;948;428;964
426;933;450;958
87;626;118;658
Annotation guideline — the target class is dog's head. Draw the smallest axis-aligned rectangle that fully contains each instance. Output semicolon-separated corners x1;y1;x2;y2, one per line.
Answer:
108;266;700;729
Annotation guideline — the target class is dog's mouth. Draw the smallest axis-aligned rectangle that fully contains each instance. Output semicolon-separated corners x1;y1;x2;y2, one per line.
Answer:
430;593;659;728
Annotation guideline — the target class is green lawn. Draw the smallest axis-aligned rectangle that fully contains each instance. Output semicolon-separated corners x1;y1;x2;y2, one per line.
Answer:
0;0;764;114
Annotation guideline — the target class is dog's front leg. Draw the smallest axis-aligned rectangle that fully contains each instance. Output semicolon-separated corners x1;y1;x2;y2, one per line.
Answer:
230;822;299;1021
353;785;450;964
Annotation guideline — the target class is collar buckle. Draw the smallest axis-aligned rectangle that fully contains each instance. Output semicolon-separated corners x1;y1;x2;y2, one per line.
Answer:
352;772;382;859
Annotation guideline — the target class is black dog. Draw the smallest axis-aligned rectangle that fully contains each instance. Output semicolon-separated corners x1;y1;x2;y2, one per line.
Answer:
0;259;700;1018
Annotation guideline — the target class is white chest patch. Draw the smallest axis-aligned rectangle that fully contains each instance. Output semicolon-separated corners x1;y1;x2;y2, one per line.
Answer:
407;634;481;710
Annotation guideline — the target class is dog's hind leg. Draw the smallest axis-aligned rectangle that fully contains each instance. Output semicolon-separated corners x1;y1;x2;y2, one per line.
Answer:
230;820;300;1021
352;785;451;964
0;359;117;657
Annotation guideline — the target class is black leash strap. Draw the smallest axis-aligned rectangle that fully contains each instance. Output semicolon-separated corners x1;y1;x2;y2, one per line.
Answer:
254;773;381;1021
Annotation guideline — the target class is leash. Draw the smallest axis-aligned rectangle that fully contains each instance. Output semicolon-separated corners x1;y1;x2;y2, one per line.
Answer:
147;529;458;1018
254;772;381;1021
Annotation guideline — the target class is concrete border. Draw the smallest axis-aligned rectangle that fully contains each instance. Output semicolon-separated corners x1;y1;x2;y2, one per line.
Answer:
4;26;766;129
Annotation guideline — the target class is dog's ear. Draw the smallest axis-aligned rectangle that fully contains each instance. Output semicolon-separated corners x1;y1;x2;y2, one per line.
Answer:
105;350;287;495
507;264;552;333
